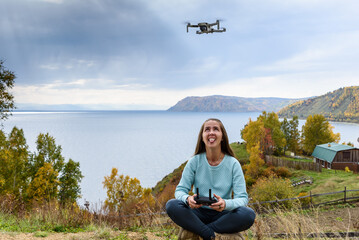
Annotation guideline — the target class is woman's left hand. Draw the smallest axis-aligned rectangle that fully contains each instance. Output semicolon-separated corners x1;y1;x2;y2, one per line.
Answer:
209;193;226;212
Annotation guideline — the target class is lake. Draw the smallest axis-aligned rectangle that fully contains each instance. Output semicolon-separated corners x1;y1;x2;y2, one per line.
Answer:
3;111;359;205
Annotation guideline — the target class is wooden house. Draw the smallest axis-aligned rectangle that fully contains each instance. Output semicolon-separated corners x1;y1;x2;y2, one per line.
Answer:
312;142;359;173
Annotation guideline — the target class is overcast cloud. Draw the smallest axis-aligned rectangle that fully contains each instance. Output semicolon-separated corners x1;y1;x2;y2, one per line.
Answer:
1;0;359;109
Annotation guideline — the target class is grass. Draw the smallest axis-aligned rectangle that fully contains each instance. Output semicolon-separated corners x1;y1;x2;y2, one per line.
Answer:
0;196;358;239
253;203;359;238
280;156;314;163
230;142;249;162
290;168;359;205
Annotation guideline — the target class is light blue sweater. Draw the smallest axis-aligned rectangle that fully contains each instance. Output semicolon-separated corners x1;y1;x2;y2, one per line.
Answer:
175;153;249;211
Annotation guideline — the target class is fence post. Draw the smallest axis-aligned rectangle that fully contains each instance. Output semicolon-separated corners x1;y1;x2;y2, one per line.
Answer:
310;191;313;205
344;186;347;203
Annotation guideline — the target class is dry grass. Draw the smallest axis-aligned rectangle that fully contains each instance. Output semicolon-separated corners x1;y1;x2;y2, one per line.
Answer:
246;202;359;239
1;193;359;239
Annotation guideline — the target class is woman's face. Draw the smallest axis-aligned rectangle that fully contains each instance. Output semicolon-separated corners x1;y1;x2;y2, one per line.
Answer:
202;120;223;149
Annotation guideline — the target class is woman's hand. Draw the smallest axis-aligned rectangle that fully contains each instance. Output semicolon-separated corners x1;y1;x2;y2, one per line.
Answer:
187;195;203;209
209;193;226;212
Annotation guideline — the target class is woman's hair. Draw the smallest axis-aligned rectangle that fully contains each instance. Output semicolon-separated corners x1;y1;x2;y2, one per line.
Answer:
194;118;235;157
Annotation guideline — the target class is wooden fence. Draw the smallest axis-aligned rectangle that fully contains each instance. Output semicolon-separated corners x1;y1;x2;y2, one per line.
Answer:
112;187;359;219
249;187;359;208
265;155;322;172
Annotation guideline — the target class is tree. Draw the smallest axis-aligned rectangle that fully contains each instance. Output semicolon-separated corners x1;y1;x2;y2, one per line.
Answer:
59;159;83;204
241;118;265;153
0;60;16;121
7;127;29;196
258;112;286;155
301;114;341;154
27;132;82;203
241;112;286;155
27;162;60;202
29;133;65;180
281;116;300;154
245;143;265;179
0;127;29;196
103;168;155;214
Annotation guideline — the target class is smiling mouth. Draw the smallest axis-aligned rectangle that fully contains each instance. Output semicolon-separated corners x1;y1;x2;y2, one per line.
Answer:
208;138;216;143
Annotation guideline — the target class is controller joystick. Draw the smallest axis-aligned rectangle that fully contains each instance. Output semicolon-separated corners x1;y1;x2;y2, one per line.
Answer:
194;188;218;205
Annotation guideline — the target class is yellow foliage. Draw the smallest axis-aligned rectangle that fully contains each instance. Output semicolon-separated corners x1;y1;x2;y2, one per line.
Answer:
27;162;60;202
246;143;265;179
241;118;265;152
103;168;155;214
297;192;310;206
249;174;295;208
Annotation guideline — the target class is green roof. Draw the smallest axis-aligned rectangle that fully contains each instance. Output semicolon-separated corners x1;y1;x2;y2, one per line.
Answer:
312;143;356;163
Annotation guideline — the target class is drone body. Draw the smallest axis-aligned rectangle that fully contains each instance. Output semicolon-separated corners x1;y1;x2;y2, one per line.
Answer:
187;20;226;34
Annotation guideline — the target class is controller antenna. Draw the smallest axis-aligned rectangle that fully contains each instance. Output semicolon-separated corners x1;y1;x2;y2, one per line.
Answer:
209;189;212;200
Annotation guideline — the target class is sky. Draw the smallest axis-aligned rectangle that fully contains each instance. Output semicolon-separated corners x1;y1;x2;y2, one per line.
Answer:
1;0;359;110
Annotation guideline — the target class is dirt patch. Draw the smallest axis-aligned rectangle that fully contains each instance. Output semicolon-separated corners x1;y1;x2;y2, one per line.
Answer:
0;230;172;240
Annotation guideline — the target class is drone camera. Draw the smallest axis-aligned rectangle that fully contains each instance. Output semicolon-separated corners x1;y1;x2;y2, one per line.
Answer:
200;25;208;32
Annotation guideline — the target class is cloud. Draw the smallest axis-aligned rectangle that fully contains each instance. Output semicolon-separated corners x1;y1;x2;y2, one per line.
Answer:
2;0;359;109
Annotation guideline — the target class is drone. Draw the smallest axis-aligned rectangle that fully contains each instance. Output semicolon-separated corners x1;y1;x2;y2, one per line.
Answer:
186;20;226;34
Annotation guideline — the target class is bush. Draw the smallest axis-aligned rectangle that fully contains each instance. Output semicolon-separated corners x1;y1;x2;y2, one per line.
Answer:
249;174;295;209
297;192;310;207
274;167;292;178
262;166;276;178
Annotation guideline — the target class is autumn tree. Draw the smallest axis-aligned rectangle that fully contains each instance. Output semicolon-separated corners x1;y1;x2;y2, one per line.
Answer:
0;127;29;196
241;112;286;155
28;133;65;181
59;159;83;204
258;111;286;155
27;162;60;202
0;60;16;121
103;168;155;214
301;114;340;154
27;132;82;203
245;143;265;185
241;118;265;153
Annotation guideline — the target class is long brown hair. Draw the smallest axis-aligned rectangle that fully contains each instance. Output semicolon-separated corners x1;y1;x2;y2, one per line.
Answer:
194;118;235;157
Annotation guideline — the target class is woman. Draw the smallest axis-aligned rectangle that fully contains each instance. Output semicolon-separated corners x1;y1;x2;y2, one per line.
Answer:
166;118;256;240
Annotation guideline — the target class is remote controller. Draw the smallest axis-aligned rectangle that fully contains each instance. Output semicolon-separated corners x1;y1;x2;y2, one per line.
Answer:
194;188;218;205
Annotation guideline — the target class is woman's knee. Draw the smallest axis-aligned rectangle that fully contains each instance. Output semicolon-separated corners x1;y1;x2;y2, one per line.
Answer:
233;207;256;225
166;199;183;214
246;207;256;226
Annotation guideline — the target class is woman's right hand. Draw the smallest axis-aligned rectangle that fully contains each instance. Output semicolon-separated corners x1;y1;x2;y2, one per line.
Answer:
187;195;203;209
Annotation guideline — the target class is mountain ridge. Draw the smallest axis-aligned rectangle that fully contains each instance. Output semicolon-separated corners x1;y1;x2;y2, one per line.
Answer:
167;95;302;112
277;86;359;123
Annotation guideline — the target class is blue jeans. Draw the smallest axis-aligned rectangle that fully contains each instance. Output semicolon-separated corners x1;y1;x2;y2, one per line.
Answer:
166;199;256;240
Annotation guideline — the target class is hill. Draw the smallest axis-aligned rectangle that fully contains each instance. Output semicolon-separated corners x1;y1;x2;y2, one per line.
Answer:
278;86;359;123
167;95;301;112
